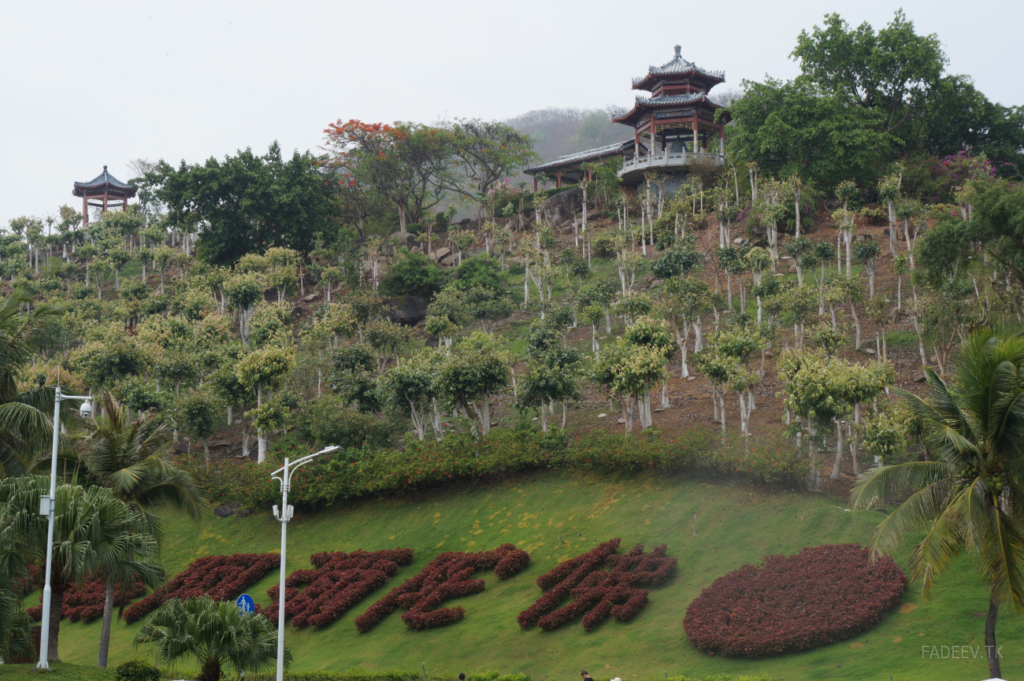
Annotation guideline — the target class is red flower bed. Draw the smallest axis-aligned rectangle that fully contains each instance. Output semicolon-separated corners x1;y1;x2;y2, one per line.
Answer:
263;548;413;629
518;539;675;632
124;553;278;624
683;544;906;658
27;578;146;624
355;543;530;633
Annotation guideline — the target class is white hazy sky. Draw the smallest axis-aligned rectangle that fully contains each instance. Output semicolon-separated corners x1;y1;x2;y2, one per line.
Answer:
1;0;1020;227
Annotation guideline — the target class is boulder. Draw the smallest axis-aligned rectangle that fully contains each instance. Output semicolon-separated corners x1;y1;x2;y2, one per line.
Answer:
538;187;584;225
389;296;430;326
430;247;453;264
213;503;238;518
303;292;319;302
388;231;419;252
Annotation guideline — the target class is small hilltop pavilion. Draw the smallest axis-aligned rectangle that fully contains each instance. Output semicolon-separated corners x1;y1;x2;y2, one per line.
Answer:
524;45;729;190
72;165;136;227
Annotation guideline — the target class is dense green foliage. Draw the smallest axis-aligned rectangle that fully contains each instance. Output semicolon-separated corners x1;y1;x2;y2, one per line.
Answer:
143;143;335;265
177;428;807;510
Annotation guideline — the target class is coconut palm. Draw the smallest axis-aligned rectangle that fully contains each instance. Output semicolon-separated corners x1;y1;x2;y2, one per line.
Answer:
0;476;161;662
0;287;62;478
82;393;205;528
80;392;205;665
135;596;290;681
850;328;1024;679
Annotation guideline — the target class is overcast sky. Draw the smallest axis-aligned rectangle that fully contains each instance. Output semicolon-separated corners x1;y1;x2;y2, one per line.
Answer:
2;0;1020;227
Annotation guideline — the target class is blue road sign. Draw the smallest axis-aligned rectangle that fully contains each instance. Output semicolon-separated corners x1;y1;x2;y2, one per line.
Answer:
236;594;254;613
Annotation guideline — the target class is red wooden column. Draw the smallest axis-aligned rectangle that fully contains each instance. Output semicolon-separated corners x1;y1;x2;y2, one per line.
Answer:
102;188;108;213
692;116;699;153
533;177;538;191
718;126;725;156
556;170;562;188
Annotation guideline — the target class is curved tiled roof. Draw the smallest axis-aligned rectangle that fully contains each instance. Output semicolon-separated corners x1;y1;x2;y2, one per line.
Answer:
632;45;725;89
74;166;132;190
611;92;727;125
524;140;634;174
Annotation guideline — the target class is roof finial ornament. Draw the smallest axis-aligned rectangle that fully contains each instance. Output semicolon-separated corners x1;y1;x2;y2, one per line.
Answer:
674;45;681;59
103;165;108;173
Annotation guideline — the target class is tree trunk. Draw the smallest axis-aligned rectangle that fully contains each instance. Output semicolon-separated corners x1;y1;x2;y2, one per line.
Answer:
830;420;844;479
199;659;223;681
986;593;1001;679
97;581;114;667
47;586;63;661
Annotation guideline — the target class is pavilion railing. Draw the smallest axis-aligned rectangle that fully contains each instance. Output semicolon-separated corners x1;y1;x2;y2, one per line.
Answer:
618;151;725;176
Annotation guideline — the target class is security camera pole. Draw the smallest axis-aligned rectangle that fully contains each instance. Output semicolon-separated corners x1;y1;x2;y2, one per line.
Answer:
270;445;338;681
37;386;92;668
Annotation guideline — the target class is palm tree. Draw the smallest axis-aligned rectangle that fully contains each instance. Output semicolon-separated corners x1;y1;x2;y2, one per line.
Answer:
0;287;62;478
93;514;164;668
81;393;205;666
0;476;161;662
850;328;1024;679
135;596;290;681
0;573;34;664
82;393;205;528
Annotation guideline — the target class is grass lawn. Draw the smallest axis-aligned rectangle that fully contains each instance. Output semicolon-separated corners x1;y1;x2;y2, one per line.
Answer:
42;470;1022;681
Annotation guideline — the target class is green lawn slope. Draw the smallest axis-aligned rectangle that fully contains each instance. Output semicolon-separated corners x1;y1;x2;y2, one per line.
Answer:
44;471;1023;681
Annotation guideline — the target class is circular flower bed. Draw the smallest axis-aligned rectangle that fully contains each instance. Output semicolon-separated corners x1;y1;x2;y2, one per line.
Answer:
683;543;906;658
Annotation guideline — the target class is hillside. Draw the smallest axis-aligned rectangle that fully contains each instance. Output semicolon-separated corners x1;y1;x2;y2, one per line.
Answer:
40;471;1023;681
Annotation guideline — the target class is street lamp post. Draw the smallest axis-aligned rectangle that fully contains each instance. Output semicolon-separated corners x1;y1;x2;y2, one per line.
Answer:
270;445;338;681
37;386;91;669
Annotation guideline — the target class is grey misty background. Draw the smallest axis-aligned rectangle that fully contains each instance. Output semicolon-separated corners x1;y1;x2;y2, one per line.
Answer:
507;88;743;170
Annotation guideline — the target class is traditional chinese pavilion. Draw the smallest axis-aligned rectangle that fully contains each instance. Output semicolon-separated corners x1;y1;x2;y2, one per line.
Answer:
72;166;136;227
524;45;729;188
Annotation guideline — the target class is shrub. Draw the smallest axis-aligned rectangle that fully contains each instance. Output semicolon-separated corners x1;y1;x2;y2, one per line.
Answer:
450;255;507;292
517;539;675;632
115;660;161;681
178;428;809;512
355;544;529;632
683;544;906;658
124;553;278;624
591;234;616;258
379;249;444;298
294;395;403;450
858;206;889;225
28;577;145;623
263;549;414;629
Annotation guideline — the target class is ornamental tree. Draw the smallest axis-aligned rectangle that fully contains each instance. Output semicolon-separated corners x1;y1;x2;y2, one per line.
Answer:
438;331;510;437
378;349;445;441
854;240;881;298
323;120;448;234
236;348;294;462
223;273;264;348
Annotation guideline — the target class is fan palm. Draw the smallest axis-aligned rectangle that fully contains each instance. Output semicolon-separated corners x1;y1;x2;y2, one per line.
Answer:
0;287;63;478
0;572;34;664
135;596;290;681
81;392;205;666
0;475;161;663
850;328;1024;679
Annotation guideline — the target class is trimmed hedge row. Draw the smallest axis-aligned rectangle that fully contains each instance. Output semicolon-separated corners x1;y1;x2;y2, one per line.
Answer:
237;671;773;681
355;544;530;632
518;539;675;632
181;429;806;512
27;577;145;623
124;553;278;624
263;549;414;629
683;544;906;658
